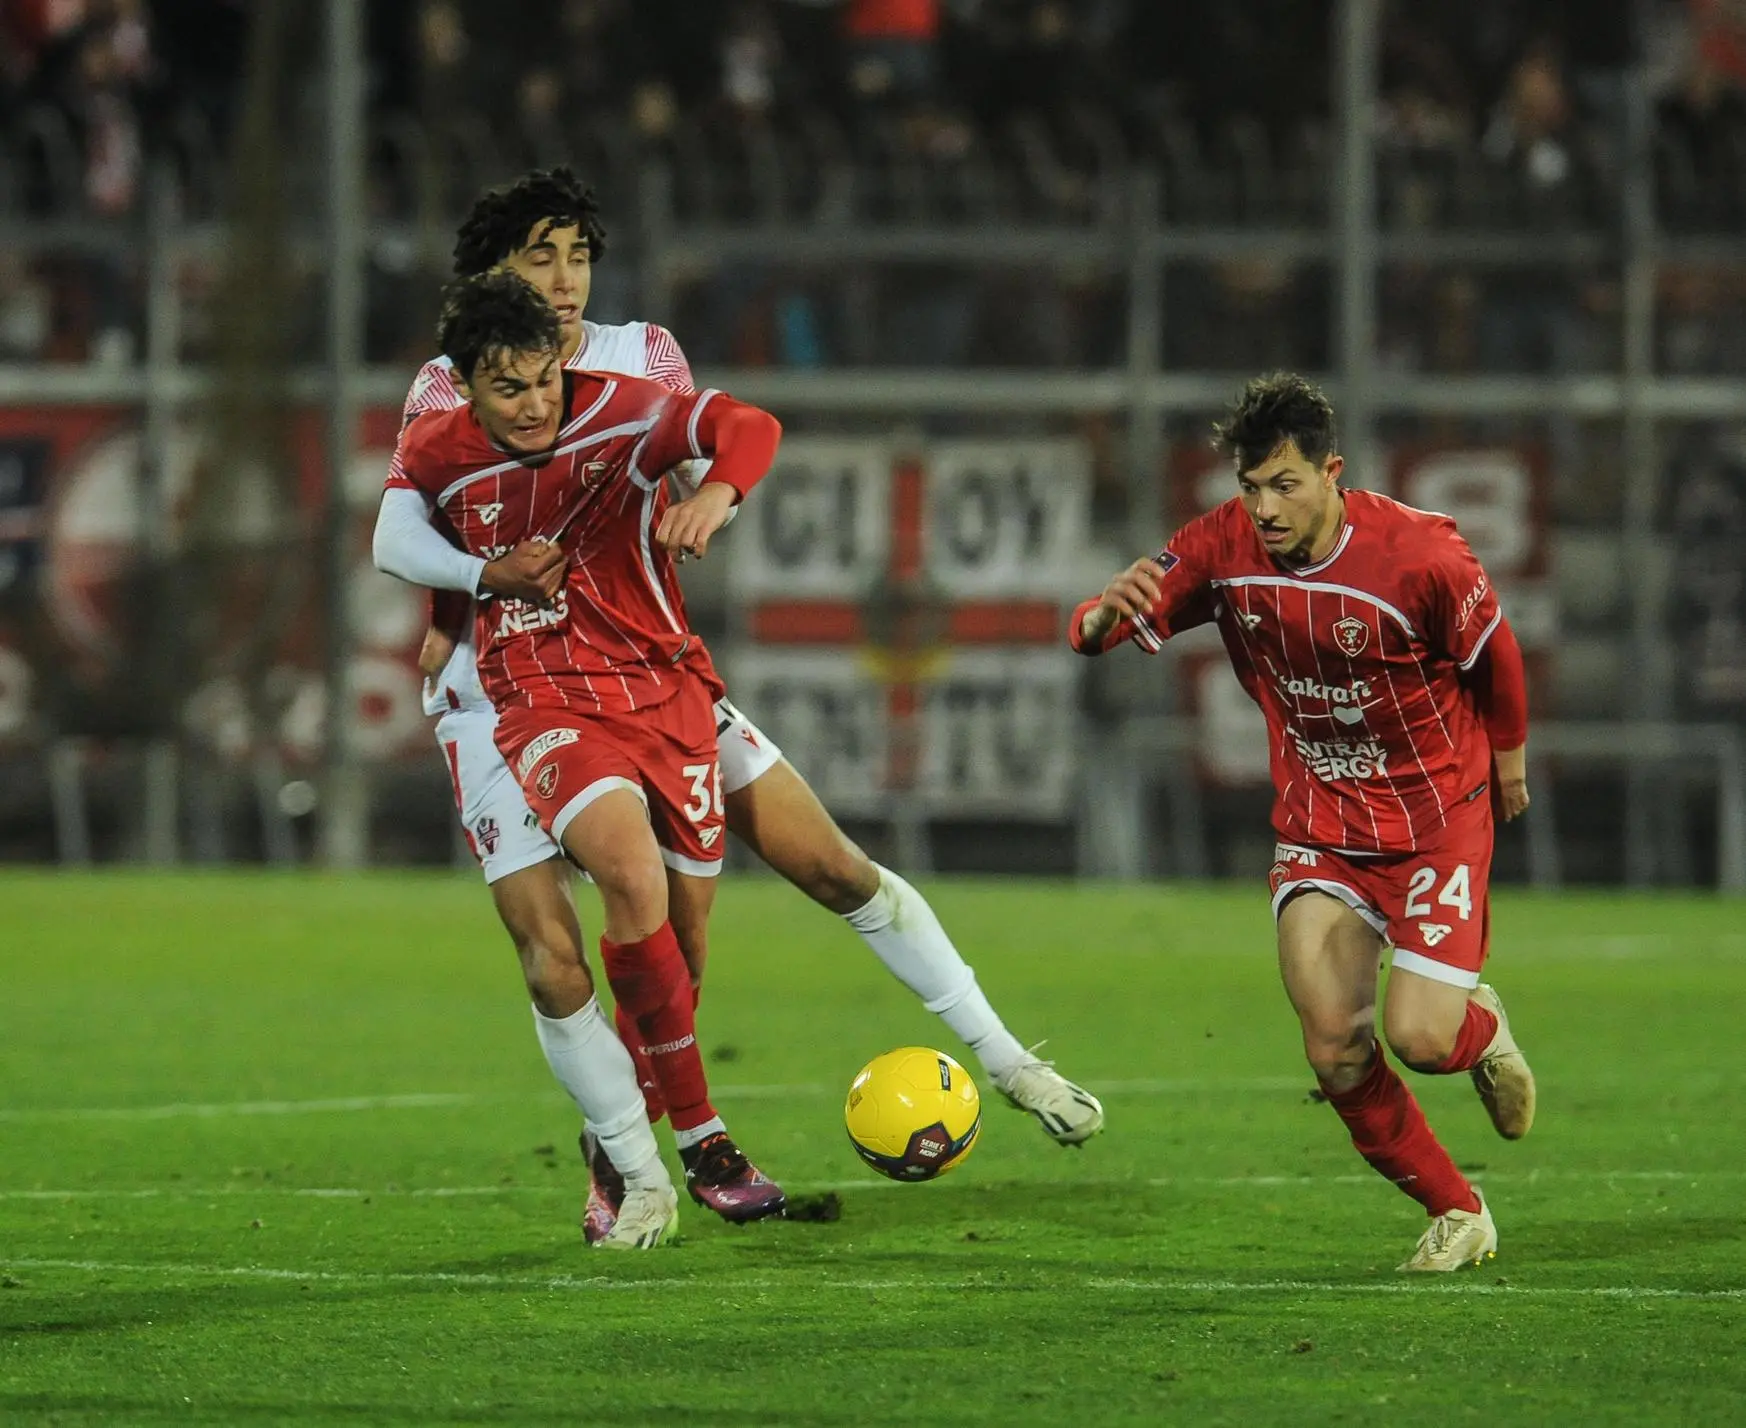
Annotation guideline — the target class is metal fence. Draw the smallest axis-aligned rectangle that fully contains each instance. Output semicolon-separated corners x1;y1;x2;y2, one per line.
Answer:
0;0;1742;885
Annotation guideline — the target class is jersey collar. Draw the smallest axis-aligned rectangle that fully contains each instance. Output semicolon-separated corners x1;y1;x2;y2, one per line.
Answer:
1272;510;1354;578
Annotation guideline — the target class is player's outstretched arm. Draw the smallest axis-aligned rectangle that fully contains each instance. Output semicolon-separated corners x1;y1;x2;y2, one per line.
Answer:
372;487;565;605
1069;557;1171;655
654;395;782;560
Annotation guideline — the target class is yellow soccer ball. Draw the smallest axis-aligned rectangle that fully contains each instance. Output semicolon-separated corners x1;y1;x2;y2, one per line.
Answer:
844;1047;981;1182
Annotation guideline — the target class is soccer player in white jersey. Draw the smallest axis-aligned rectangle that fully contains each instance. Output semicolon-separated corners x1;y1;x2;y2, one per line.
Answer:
374;168;1103;1241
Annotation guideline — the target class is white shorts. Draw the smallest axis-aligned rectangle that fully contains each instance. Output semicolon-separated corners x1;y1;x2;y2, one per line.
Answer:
435;706;560;885
715;696;784;795
435;695;784;884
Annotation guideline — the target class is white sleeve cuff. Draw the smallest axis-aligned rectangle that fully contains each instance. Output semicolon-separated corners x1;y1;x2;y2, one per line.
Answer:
372;486;487;595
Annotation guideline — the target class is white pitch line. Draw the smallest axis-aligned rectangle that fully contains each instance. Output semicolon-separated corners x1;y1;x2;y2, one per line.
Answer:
0;1078;1308;1123
1;1258;1740;1302
0;1093;480;1123
5;1168;1744;1203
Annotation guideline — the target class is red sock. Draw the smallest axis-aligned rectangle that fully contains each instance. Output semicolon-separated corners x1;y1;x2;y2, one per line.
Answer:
1321;1045;1480;1216
1433;999;1499;1074
600;925;718;1134
613;1000;667;1125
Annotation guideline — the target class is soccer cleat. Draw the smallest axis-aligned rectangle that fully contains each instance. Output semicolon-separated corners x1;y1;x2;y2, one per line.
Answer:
594;1185;679;1250
679;1132;787;1223
993;1051;1106;1147
1469;983;1536;1140
1397;1192;1498;1272
579;1129;626;1246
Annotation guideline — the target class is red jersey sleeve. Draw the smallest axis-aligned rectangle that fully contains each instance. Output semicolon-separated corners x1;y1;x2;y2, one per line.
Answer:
1068;515;1222;656
1465;616;1529;749
643;324;697;395
1420;522;1504;671
637;389;781;501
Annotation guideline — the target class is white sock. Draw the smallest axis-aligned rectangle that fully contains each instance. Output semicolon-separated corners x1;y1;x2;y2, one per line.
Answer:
843;864;1029;1079
672;1115;727;1152
532;999;669;1191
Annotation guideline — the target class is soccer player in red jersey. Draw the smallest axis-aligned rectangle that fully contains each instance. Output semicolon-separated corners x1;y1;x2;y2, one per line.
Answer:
377;168;1102;1239
392;270;790;1244
1070;373;1537;1271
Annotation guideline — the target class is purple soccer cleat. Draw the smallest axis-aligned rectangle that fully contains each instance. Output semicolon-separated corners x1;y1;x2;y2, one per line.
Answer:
579;1129;625;1246
679;1132;787;1223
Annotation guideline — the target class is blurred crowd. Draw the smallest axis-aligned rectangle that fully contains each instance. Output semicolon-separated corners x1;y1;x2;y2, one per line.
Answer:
1;0;1745;373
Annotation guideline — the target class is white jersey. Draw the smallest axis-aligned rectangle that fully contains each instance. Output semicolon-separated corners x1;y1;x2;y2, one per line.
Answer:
395;319;698;717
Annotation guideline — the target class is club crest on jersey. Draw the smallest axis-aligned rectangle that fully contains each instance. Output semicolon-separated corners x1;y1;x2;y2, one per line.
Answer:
479;502;504;525
1332;616;1369;657
1156;549;1181;576
534;764;560;800
580;460;609;489
516;728;579;779
474;816;500;855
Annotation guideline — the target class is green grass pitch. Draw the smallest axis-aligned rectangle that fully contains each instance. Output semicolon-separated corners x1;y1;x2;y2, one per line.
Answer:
2;871;1744;1425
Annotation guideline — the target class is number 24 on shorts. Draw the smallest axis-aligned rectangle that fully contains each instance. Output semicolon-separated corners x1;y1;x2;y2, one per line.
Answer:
682;762;723;823
1405;863;1473;920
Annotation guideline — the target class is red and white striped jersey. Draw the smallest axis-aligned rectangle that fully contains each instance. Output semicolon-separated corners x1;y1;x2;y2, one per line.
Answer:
1075;489;1508;856
392;320;696;715
391;372;728;717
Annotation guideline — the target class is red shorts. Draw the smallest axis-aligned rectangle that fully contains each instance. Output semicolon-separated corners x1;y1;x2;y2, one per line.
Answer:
493;686;725;877
1267;808;1494;989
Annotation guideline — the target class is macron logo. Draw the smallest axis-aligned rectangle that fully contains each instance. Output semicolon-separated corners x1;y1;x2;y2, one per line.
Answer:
698;826;722;850
479;502;504;525
1417;923;1453;947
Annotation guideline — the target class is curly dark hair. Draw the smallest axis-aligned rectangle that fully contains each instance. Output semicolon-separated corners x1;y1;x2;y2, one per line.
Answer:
1212;372;1338;474
451;166;608;276
436;271;562;382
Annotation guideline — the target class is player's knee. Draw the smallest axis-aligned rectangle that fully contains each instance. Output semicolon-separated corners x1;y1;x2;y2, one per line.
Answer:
1384;1016;1457;1073
1375;998;1459;1068
1300;1014;1374;1085
592;850;669;928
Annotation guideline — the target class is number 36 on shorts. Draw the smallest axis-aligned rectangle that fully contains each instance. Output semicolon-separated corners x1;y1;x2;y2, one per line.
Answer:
682;762;723;823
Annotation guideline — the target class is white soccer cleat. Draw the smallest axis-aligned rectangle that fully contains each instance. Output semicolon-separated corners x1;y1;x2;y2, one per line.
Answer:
593;1185;679;1250
1397;1192;1498;1272
1469;983;1536;1140
993;1053;1105;1147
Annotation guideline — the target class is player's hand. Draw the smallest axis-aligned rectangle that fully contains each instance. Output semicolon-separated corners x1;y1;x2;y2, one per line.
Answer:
657;481;738;562
481;539;565;605
1493;744;1530;822
1081;556;1170;645
417;626;455;679
1101;557;1168;619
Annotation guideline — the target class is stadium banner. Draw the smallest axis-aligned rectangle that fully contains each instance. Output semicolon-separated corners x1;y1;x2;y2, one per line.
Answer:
729;436;1090;605
728;438;893;600
0;403;424;758
922;438;1091;598
726;646;1080;819
724;436;1089;819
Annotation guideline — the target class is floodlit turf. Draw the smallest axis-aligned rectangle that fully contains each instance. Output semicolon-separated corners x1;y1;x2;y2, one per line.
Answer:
2;872;1744;1426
